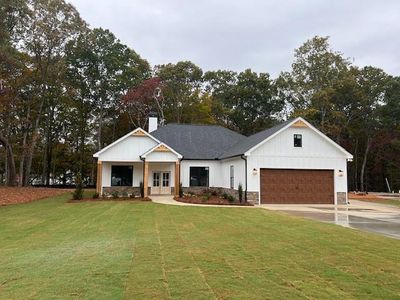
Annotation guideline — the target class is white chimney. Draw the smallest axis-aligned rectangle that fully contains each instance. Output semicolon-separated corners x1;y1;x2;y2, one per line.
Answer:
148;114;158;133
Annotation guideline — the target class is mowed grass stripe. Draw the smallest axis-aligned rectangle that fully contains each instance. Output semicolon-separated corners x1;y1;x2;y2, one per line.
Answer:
0;195;399;299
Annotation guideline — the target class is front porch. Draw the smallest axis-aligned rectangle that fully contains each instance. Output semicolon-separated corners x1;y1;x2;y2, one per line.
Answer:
97;143;182;198
97;161;180;197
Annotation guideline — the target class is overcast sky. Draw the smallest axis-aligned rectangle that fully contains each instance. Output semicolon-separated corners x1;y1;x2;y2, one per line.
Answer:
68;0;400;77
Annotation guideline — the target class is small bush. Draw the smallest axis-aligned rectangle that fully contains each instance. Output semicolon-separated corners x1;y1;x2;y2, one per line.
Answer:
111;191;119;199
227;194;235;203
139;181;144;198
222;192;229;199
202;193;211;201
238;183;243;203
72;173;84;200
92;192;99;199
179;182;183;197
129;193;136;199
211;190;218;196
121;191;128;198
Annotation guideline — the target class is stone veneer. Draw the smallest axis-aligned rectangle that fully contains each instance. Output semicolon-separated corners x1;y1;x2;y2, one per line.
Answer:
103;186;141;197
182;187;259;205
336;192;347;204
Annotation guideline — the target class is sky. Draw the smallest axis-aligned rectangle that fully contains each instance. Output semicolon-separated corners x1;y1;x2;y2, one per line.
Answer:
68;0;400;77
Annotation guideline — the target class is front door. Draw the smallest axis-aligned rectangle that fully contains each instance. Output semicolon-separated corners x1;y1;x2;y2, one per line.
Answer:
151;172;171;195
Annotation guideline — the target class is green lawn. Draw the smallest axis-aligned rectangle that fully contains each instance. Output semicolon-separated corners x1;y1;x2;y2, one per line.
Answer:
0;194;399;299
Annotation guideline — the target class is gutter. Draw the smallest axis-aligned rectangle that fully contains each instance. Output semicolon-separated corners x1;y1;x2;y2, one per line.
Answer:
240;155;248;202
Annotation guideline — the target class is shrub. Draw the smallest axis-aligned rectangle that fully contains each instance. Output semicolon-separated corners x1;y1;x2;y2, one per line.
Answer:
211;189;218;196
129;193;136;199
72;173;84;200
227;194;235;203
111;191;119;199
222;192;229;199
179;182;183;197
92;192;99;199
139;181;144;198
121;191;128;198
202;193;211;202
238;183;243;203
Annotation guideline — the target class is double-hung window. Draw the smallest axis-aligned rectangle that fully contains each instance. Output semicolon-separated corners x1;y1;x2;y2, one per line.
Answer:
294;134;302;147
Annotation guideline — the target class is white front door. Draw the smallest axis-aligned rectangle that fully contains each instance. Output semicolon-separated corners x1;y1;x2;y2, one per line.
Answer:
151;171;171;195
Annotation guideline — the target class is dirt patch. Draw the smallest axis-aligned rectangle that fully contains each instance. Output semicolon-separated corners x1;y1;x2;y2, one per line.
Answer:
0;187;69;206
175;196;253;206
349;192;386;201
67;197;151;203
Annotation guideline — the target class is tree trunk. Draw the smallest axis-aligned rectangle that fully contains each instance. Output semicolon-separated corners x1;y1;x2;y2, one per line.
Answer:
97;98;103;151
0;133;17;186
360;137;371;193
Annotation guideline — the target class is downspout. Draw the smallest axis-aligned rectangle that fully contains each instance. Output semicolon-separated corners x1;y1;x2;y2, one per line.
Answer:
240;155;247;202
140;156;145;197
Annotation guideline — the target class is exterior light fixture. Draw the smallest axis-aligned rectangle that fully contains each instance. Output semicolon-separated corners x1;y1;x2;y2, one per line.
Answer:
252;168;258;175
338;170;344;177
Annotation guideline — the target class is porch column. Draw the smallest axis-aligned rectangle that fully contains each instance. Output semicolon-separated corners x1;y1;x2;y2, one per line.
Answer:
143;161;149;197
175;161;180;197
96;161;102;195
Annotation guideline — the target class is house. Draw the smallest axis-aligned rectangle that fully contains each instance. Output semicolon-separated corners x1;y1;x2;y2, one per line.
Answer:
93;116;353;205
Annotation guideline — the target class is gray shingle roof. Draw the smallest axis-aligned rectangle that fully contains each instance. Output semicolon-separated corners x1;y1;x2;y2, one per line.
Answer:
219;119;293;159
151;124;246;159
151;120;293;160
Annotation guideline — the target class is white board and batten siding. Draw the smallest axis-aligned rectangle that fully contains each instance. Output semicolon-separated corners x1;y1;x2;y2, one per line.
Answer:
246;126;349;204
98;136;157;162
220;157;245;190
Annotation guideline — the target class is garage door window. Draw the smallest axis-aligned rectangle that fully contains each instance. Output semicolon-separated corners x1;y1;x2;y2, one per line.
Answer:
190;167;209;187
294;134;302;147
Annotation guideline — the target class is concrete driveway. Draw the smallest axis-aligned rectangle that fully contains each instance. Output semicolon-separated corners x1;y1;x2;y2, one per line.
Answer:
261;200;400;239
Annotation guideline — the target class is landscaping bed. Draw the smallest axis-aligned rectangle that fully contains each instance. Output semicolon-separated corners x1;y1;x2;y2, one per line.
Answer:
0;187;69;206
175;196;253;206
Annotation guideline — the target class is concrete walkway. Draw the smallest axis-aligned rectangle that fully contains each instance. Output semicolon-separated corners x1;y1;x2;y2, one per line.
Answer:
261;200;400;239
151;195;253;208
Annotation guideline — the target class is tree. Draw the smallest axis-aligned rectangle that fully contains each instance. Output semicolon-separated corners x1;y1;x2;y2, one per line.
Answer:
205;69;283;135
154;61;203;123
11;0;86;185
65;28;150;151
277;36;350;124
123;77;165;129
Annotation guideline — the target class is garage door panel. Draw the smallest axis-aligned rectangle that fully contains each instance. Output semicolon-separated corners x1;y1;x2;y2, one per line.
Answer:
260;169;334;204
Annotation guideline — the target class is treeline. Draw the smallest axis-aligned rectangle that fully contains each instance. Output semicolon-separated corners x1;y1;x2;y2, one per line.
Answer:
1;0;399;192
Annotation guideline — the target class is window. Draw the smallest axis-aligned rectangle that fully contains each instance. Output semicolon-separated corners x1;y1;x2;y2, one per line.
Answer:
190;167;209;187
111;165;133;186
153;172;160;187
294;134;302;147
162;172;170;187
230;165;234;189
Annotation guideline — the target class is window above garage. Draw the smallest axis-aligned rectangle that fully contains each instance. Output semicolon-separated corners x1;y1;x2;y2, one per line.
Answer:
294;134;302;147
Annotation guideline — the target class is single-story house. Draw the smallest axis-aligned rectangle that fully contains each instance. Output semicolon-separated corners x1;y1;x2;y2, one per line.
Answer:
93;116;353;205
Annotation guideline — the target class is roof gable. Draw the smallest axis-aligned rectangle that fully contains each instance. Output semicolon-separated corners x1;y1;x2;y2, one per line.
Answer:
140;142;182;159
244;117;353;159
93;128;160;158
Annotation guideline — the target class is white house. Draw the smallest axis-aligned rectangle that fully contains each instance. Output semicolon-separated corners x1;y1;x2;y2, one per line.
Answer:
93;116;353;205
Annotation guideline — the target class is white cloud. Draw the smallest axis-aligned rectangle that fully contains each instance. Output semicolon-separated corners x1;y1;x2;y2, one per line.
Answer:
68;0;400;77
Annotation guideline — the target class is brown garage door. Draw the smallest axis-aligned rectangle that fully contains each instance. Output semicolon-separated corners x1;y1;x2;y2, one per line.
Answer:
260;169;334;204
